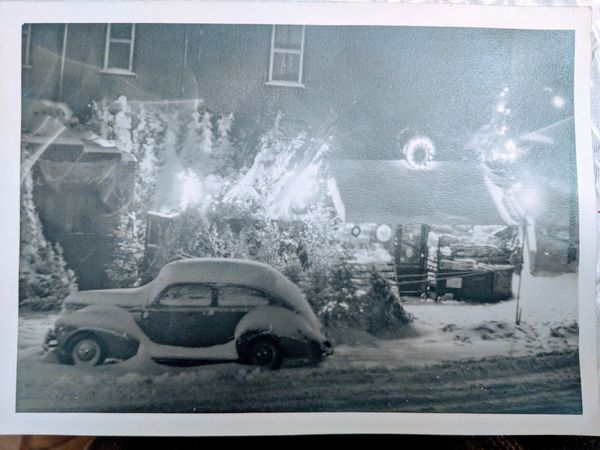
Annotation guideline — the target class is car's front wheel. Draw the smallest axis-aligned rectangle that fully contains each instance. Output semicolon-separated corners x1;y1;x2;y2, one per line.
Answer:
247;338;283;370
67;334;106;366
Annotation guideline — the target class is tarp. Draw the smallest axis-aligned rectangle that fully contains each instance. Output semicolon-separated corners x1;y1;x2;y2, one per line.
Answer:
329;159;507;225
36;159;133;212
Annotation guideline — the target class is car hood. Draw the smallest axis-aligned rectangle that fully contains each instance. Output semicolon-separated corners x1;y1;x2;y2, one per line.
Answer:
64;285;150;308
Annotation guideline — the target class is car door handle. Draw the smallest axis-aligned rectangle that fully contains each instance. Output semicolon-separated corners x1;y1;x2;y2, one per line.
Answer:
142;310;150;319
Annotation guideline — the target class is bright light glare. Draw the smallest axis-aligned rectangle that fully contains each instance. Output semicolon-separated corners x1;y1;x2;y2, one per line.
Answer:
504;139;517;151
491;139;518;162
177;170;202;209
552;95;566;109
515;184;543;213
290;175;316;208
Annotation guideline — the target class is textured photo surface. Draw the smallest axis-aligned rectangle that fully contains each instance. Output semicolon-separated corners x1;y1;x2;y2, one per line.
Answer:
17;22;581;414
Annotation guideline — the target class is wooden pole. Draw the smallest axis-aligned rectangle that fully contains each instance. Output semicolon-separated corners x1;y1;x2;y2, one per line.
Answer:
515;222;526;325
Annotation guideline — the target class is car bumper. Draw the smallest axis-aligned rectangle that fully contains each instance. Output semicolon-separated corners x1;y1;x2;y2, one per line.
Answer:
321;340;334;357
309;339;333;362
43;328;59;352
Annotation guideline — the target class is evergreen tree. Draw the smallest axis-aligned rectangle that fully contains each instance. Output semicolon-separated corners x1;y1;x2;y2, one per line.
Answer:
214;112;235;177
113;95;133;154
19;146;77;310
131;104;165;211
106;213;146;288
199;111;214;156
179;103;204;169
363;268;412;335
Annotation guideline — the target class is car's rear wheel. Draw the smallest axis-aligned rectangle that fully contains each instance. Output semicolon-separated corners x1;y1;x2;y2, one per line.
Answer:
68;334;106;366
247;339;283;370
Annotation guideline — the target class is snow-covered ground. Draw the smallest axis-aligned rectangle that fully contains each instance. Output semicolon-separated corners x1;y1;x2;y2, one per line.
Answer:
329;269;577;368
16;243;580;413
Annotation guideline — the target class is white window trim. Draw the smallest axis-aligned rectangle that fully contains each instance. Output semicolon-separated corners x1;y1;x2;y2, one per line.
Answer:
101;23;136;76
267;25;305;88
22;24;32;68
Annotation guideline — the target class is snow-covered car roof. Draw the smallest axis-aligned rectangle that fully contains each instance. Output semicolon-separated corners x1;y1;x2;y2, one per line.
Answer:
153;258;317;320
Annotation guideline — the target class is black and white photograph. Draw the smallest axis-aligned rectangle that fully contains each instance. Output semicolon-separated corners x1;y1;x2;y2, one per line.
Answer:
1;1;597;435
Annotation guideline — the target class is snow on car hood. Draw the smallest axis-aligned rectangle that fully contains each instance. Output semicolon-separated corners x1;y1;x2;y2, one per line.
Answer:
63;285;151;308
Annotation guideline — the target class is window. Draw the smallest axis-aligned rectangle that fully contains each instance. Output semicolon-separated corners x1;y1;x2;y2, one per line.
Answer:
102;24;136;75
22;24;32;67
218;286;270;308
267;25;305;87
158;284;213;307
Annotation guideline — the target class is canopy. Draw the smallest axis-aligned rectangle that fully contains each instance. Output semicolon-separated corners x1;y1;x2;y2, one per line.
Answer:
328;159;507;225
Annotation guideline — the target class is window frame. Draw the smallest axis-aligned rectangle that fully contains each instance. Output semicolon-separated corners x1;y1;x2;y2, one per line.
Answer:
216;285;272;308
101;23;137;77
153;283;217;308
22;24;32;68
266;25;306;88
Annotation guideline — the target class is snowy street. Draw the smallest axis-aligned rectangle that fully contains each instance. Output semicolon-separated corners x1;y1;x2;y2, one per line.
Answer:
16;272;581;414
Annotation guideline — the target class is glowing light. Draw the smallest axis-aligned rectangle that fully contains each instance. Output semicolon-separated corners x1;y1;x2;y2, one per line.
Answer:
514;183;544;214
504;139;517;151
403;136;435;170
376;224;392;243
552;95;566;109
491;139;519;163
289;168;319;214
177;170;202;209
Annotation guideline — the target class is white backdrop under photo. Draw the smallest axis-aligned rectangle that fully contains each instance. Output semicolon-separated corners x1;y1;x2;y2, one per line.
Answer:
0;0;597;436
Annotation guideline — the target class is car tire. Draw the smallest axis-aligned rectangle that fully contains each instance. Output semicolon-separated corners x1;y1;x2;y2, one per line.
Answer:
67;333;106;366
246;338;283;370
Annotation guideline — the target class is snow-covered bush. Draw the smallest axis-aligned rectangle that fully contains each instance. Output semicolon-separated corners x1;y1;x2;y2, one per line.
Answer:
362;268;413;335
94;96;242;285
147;201;343;280
131;104;166;211
19;143;77;310
146;201;412;334
105;213;146;288
304;259;365;329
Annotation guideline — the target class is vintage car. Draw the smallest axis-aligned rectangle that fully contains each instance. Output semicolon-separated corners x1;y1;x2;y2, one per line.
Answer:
44;258;333;369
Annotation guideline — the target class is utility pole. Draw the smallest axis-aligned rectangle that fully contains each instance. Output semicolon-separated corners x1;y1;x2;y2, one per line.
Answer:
515;221;527;325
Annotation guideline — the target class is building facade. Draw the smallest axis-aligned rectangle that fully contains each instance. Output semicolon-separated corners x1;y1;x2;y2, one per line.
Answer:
21;23;578;290
22;23;575;159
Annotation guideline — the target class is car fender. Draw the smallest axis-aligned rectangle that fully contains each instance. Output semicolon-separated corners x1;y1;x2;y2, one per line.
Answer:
234;305;322;359
57;304;146;340
53;304;145;362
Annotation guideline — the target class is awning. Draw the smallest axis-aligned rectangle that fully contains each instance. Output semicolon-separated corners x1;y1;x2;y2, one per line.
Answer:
36;159;134;212
328;159;507;225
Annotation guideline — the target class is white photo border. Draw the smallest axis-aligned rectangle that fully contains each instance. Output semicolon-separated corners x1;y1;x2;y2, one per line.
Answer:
0;1;596;436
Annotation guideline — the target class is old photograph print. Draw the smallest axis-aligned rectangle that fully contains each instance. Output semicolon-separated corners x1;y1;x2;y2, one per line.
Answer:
17;23;581;413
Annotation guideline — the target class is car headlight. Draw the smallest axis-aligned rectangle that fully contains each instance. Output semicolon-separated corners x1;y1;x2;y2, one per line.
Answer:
61;303;84;314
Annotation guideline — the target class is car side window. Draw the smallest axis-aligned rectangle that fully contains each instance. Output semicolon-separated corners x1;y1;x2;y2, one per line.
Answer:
218;286;270;308
158;284;213;307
